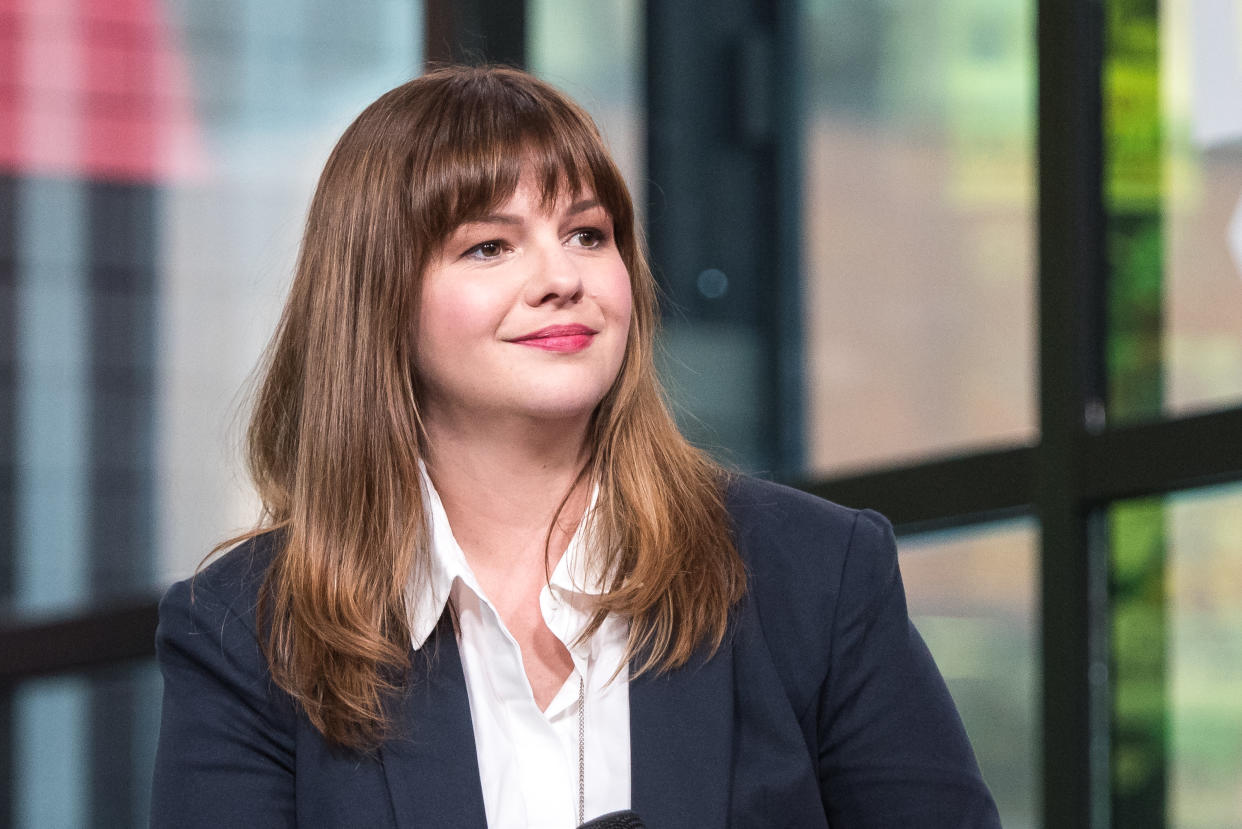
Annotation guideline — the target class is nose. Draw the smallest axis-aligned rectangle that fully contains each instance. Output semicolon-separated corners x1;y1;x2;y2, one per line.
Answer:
523;242;585;307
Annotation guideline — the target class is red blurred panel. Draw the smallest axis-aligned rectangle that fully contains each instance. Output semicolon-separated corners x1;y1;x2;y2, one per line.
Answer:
0;0;205;182
0;6;23;172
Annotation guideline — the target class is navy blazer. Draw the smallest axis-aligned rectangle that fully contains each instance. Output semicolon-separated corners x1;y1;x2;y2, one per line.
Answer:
151;477;1000;827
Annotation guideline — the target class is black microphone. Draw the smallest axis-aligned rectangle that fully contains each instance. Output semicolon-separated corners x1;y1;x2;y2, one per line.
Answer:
576;809;645;828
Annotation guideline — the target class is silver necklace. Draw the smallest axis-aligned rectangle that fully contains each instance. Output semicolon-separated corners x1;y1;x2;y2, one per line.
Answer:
577;673;586;825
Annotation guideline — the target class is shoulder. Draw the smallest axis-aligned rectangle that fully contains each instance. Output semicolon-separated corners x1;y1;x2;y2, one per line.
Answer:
152;532;301;825
156;531;283;657
154;530;295;733
723;474;895;588
724;474;873;542
191;531;281;606
722;475;900;703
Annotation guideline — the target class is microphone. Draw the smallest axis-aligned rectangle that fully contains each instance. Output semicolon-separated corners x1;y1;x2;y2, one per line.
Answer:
576;809;645;828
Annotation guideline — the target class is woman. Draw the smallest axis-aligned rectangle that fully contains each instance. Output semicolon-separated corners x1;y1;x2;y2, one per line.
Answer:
151;66;1000;828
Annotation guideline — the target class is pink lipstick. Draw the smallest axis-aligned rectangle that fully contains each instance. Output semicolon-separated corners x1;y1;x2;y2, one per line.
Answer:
509;324;597;353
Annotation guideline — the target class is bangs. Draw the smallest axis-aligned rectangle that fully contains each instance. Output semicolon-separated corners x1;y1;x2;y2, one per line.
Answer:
406;68;634;251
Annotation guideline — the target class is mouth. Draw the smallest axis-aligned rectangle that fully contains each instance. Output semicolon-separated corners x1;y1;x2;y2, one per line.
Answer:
508;324;598;353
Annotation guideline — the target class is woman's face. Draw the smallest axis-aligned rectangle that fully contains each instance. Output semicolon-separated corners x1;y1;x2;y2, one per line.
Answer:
413;173;633;434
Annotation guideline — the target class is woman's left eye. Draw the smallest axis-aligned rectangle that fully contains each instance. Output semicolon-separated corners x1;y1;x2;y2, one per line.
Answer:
568;228;606;248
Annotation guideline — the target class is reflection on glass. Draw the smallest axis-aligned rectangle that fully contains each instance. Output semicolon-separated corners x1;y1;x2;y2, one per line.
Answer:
13;661;162;828
898;519;1039;829
1;2;422;615
527;0;644;206
1161;1;1242;415
1166;485;1242;827
156;1;422;586
1113;483;1242;828
801;0;1037;475
1107;0;1242;422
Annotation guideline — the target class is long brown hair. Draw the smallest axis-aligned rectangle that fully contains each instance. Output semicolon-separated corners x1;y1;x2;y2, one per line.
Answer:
240;65;745;750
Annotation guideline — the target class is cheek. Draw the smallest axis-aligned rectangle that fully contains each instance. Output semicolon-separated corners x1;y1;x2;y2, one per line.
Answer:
417;282;499;351
606;263;634;327
603;265;634;380
413;286;481;393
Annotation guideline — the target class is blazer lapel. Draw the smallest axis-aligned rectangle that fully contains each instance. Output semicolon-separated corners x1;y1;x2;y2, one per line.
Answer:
380;611;488;828
630;641;735;827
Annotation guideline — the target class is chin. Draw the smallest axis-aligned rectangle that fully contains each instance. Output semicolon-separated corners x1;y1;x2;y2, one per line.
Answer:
503;389;611;424
518;400;606;424
499;372;613;414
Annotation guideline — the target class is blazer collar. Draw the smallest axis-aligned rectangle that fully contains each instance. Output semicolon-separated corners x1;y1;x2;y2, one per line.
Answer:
630;641;735;826
380;611;736;827
380;610;489;828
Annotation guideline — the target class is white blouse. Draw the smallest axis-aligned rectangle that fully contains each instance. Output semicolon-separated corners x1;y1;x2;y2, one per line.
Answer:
407;472;632;828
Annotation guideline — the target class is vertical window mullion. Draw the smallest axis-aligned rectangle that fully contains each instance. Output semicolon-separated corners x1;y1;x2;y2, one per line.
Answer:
1037;0;1110;827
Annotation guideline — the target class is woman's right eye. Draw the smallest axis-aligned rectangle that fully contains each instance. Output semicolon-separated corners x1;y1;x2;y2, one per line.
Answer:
465;240;504;260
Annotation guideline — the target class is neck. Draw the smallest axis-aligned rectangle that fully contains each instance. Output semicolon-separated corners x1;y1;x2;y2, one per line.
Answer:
421;411;593;575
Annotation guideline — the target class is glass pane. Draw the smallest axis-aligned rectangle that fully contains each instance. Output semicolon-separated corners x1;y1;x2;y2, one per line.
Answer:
528;0;644;207
1107;0;1242;422
1164;1;1242;415
0;1;423;615
11;660;162;828
801;0;1037;475
1111;483;1242;828
898;518;1039;829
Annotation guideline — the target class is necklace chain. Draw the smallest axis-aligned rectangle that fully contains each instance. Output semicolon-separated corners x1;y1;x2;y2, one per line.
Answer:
577;673;586;825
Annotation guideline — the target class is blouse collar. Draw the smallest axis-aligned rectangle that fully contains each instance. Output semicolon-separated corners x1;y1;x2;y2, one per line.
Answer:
407;462;606;650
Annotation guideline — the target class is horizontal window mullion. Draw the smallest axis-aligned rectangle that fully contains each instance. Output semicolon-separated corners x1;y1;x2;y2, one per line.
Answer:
0;599;157;683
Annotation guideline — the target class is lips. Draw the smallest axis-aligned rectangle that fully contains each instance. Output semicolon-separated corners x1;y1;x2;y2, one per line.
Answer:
508;323;598;353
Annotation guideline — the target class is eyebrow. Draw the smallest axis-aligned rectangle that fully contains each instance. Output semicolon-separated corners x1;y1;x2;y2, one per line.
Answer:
565;198;603;216
469;198;605;226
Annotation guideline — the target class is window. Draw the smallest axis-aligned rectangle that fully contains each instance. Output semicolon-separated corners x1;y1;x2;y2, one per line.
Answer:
3;3;1241;827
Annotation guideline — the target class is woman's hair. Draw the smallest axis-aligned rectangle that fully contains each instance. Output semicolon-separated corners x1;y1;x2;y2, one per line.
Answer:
241;65;745;749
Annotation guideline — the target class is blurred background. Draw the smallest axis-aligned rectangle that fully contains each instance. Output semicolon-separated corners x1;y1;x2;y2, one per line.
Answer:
1;0;1241;826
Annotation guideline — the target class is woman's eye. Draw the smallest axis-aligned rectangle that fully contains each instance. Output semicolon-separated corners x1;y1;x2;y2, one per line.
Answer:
466;241;504;260
569;228;605;248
